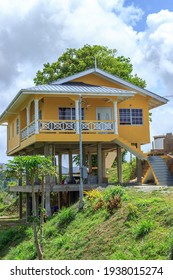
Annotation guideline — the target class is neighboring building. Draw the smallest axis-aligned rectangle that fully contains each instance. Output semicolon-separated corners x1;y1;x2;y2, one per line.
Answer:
152;133;173;154
0;67;168;217
143;133;173;186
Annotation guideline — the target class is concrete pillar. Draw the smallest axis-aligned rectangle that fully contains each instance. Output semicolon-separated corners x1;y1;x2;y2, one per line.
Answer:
136;158;142;184
113;101;118;134
117;146;123;184
97;143;102;185
58;153;62;184
69;150;73;179
102;150;106;178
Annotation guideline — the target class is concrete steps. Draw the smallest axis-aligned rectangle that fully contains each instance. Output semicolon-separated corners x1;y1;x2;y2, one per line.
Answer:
148;156;173;186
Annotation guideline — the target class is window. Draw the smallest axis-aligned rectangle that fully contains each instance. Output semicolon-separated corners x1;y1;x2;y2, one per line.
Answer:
119;109;143;125
16;119;20;135
59;108;84;120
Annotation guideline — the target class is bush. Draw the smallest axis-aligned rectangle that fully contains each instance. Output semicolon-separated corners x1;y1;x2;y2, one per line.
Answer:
103;186;124;202
126;203;139;221
106;195;122;215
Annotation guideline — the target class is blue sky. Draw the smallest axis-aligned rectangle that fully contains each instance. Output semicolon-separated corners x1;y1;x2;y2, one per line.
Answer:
125;0;173;30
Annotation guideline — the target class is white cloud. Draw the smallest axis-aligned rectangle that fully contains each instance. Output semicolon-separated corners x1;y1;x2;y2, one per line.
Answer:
0;0;173;162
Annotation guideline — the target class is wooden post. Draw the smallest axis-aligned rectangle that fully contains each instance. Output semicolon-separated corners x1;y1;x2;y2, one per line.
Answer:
117;146;123;184
97;143;102;185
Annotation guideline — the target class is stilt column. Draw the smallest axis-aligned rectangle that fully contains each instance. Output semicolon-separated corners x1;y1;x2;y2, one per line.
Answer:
117;146;123;184
136;158;142;184
97;143;102;185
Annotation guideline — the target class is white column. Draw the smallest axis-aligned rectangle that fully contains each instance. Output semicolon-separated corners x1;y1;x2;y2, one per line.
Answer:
26;104;30;137
113;101;118;134
34;99;39;134
75;99;79;134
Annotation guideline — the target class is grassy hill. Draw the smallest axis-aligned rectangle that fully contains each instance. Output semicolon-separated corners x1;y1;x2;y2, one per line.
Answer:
1;185;173;260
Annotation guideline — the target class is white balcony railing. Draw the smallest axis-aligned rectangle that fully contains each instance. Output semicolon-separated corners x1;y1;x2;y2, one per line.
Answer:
21;120;115;141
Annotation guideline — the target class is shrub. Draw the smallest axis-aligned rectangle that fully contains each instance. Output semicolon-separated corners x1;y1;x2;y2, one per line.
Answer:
84;189;102;201
126;203;139;221
103;186;124;202
106;195;122;215
93;198;105;211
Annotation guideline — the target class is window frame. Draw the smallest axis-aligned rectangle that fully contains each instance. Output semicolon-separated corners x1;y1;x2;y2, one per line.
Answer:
58;107;84;120
119;108;143;126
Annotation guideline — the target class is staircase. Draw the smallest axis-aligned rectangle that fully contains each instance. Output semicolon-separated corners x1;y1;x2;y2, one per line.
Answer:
148;156;173;186
113;136;147;160
105;151;117;168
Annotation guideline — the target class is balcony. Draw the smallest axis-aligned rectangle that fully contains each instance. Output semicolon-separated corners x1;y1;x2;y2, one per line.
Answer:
21;120;116;141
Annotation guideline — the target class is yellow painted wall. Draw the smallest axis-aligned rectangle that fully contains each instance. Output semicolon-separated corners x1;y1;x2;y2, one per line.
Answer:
73;73;125;89
8;115;20;152
118;94;150;144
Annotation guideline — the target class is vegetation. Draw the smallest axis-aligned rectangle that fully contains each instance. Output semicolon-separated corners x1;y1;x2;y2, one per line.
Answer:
107;159;136;183
5;156;57;260
1;186;173;260
34;44;146;88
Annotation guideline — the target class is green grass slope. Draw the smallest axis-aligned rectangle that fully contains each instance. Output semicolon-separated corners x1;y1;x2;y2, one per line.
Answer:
1;186;173;260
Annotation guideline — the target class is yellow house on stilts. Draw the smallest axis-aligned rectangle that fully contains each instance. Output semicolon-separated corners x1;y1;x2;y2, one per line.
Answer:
0;67;168;218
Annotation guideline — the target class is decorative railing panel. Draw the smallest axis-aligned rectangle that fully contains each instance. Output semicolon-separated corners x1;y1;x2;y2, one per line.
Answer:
21;120;115;141
21;121;36;141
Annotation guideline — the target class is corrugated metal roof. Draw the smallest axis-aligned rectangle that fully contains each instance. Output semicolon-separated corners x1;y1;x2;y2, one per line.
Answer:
24;81;135;95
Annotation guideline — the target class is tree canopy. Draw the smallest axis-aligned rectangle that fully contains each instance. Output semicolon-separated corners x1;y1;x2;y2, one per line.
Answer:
34;44;146;88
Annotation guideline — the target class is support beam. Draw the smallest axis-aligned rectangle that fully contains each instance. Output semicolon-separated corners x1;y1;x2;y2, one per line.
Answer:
117;146;123;184
102;150;106;178
97;143;102;185
136;158;142;184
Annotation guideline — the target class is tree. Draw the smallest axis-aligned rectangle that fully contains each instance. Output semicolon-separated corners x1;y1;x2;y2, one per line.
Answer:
6;156;57;260
34;44;146;88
